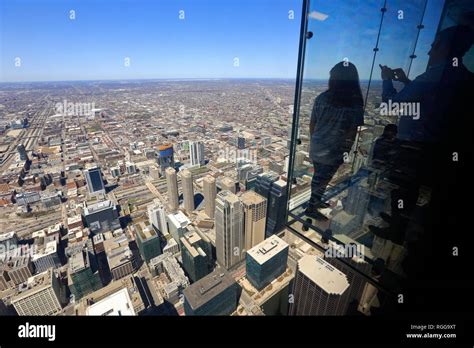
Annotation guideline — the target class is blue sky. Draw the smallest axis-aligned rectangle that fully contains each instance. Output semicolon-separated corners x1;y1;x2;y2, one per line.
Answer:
0;0;444;82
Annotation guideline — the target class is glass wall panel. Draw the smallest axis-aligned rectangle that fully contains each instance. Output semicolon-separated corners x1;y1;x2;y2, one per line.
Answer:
286;0;446;303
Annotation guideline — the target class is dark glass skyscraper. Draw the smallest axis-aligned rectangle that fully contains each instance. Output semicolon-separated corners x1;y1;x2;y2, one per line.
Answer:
84;166;105;194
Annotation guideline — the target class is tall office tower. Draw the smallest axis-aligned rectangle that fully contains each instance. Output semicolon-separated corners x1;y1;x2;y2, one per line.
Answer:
240;190;267;252
167;211;190;243
324;241;372;307
237;136;246;150
159;144;175;173
84;166;105;195
290;255;351;316
17;144;28;161
181;169;195;212
215;191;244;270
344;180;370;224
83;200;120;234
246;235;289;290
0;231;18;251
125;161;137;174
147;203;168;235
203;175;217;219
189;141;205;167
255;174;288;237
180;231;210;283
11;269;63;316
136;225;162;264
183;268;240;316
220;177;236;193
165;167;179;212
68;243;102;300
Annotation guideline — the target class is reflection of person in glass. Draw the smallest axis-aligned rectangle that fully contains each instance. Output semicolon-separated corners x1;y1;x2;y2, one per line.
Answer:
307;61;364;220
372;25;473;247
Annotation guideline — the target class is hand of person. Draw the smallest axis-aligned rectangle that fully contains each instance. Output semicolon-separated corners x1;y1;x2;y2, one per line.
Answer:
379;64;393;80
392;68;410;84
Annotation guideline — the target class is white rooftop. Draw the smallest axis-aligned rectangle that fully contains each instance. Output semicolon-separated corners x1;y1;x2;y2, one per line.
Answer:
86;288;135;316
298;255;349;296
247;235;288;265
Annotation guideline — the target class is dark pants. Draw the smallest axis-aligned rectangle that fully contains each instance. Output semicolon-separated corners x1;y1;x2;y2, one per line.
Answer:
309;160;342;209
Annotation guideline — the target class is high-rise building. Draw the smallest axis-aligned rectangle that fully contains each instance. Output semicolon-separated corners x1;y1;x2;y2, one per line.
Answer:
167;211;190;244
67;242;102;300
237;136;246;150
215;191;244;270
83;166;105;195
290;255;350;316
83;200;120;234
240;190;267;252
220;177;236;193
203;175;217;219
135;225;162;264
266;179;287;237
17;144;28;161
147;203;168;235
104;234;135;281
11;269;63;316
324;240;372;307
181;169;194;212
0;231;18;251
159;144;175;173
189;141;205;167
183;269;240;316
125;161;137;174
165;167;179;212
180;231;210;283
246;235;288;290
6;257;33;285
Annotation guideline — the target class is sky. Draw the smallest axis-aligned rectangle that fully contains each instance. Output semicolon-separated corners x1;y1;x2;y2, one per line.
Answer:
0;0;445;82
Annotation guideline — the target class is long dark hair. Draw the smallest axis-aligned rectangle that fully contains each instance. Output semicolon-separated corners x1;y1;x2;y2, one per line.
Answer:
327;61;364;108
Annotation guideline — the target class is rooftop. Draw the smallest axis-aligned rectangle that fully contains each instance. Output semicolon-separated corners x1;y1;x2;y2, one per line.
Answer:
247;235;288;265
86;288;135;316
240;190;266;206
298;255;349;296
84;200;114;215
183;268;236;310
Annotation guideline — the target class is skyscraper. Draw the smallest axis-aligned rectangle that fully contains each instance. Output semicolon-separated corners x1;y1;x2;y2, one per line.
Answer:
246;235;288;290
83;200;120;234
220;177;236;193
255;172;287;237
165;167;179;212
11;269;63;316
324;240;372;307
290;255;350;316
136;225;162;264
181;169;194;212
203;175;217;219
240;190;267;252
189;141;205;167
17;144;28;161
183;269;240;316
180;231;210;283
147;203;168;235
84;166;105;195
215;190;244;270
159;144;175;173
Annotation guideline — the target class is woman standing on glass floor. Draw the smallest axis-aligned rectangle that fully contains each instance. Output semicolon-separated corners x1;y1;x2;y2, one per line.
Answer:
306;61;364;220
